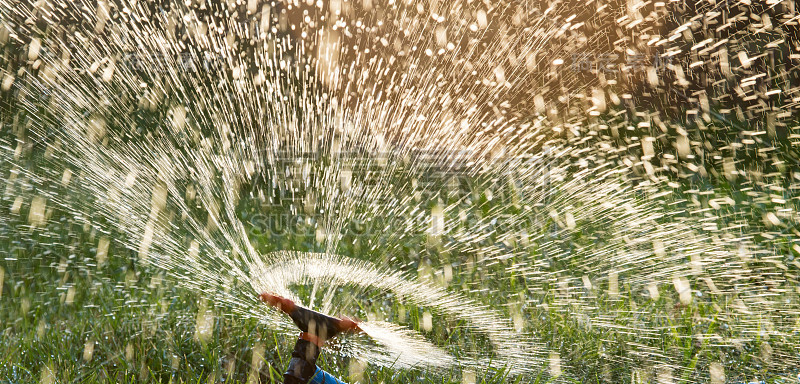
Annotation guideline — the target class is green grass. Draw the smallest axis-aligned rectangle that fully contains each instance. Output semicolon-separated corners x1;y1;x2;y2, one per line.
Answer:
1;132;799;384
0;205;522;383
2;183;799;384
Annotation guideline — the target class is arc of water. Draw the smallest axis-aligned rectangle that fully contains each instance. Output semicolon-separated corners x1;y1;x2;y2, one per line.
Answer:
247;251;544;375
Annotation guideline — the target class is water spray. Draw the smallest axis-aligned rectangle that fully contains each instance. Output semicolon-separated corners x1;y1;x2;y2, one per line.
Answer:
2;0;799;381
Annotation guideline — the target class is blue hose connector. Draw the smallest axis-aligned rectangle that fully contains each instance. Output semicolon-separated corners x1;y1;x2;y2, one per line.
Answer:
308;367;348;384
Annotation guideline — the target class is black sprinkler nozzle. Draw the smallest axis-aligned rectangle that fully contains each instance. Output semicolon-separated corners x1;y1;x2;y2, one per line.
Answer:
260;292;361;384
259;292;361;342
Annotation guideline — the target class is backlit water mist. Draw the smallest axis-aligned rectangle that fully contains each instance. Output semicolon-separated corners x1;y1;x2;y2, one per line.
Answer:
1;0;799;382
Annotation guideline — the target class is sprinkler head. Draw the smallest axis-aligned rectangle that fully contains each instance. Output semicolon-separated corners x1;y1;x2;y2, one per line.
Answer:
259;292;362;343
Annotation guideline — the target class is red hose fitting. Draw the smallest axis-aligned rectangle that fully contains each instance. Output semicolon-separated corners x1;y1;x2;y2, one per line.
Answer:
299;331;325;347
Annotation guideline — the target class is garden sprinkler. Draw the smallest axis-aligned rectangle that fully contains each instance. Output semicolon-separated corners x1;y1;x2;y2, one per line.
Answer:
260;292;362;384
